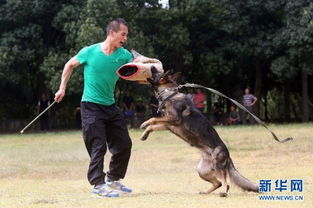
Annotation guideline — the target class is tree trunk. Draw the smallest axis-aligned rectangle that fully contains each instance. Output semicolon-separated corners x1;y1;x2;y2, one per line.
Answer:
302;71;309;122
254;59;263;117
206;93;212;112
264;89;269;121
283;80;291;120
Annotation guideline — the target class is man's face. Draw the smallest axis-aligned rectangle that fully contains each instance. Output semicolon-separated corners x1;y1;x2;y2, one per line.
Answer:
111;24;128;48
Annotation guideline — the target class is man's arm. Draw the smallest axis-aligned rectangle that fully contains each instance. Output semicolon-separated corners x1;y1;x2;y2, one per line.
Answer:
251;95;258;106
54;56;80;103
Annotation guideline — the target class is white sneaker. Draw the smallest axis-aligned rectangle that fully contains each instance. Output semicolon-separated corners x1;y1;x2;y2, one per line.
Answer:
105;178;132;193
92;184;120;197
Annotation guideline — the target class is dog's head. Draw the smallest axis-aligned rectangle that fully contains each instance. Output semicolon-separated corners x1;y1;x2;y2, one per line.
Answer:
147;66;181;88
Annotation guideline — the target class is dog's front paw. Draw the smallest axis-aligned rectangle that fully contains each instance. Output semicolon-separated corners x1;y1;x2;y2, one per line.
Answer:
140;132;149;141
140;122;149;129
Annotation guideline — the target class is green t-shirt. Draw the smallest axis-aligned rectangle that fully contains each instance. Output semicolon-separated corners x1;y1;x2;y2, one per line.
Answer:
76;43;132;105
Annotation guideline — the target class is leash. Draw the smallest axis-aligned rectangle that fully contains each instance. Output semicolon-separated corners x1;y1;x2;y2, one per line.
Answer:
172;83;293;143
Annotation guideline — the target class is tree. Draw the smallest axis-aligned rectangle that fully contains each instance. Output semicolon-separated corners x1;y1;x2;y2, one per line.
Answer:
1;0;311;128
0;0;66;119
271;1;313;122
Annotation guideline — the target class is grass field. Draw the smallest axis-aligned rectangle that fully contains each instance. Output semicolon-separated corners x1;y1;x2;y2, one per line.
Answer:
0;123;312;208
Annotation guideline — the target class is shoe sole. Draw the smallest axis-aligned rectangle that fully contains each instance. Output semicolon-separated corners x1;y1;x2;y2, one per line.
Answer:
105;184;132;194
91;193;120;198
108;187;132;194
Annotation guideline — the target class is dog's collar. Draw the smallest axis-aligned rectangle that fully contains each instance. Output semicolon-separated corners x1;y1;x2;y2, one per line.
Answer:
156;88;178;100
156;88;179;113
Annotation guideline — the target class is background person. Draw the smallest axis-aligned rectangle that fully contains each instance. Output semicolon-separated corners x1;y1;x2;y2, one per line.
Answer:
135;99;146;126
38;93;51;131
193;89;206;112
122;90;134;128
54;18;132;198
227;106;240;125
213;97;224;125
74;106;81;129
186;89;194;102
149;94;160;117
242;88;258;124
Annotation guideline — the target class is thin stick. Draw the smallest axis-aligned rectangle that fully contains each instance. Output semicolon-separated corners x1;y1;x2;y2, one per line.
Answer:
20;100;57;134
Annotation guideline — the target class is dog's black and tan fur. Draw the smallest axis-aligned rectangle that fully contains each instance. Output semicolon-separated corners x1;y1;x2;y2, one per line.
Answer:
140;69;259;197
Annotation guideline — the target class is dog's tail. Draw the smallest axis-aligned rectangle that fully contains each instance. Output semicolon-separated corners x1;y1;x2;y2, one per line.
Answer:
227;158;259;192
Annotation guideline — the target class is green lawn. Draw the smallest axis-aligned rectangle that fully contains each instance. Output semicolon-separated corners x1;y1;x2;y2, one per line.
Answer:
0;123;312;208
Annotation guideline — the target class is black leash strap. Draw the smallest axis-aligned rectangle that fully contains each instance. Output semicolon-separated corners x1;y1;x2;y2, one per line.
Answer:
178;83;293;143
157;89;179;113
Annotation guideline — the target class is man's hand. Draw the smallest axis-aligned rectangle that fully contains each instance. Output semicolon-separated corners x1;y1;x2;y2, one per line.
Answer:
54;89;65;103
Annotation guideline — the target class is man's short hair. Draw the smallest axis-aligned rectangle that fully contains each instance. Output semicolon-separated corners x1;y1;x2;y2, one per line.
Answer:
106;18;128;35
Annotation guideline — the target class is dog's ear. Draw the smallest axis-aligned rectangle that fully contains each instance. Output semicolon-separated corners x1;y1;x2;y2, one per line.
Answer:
150;65;163;83
149;66;165;85
150;65;158;77
170;72;182;83
163;70;170;76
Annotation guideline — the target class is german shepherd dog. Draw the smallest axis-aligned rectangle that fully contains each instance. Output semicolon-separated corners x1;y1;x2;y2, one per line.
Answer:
140;69;259;197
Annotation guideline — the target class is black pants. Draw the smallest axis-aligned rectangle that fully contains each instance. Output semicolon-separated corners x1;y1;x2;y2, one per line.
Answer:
242;105;255;124
81;101;132;185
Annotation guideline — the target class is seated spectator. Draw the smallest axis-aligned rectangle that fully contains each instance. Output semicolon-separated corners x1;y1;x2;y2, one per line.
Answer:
213;98;224;125
227;106;240;125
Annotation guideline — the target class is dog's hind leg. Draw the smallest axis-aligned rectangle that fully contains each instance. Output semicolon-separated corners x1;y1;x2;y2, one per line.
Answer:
197;152;222;195
215;170;229;197
212;146;230;197
140;124;168;141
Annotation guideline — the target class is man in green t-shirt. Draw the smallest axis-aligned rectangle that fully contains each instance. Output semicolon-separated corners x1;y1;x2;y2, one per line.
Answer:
54;18;133;198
